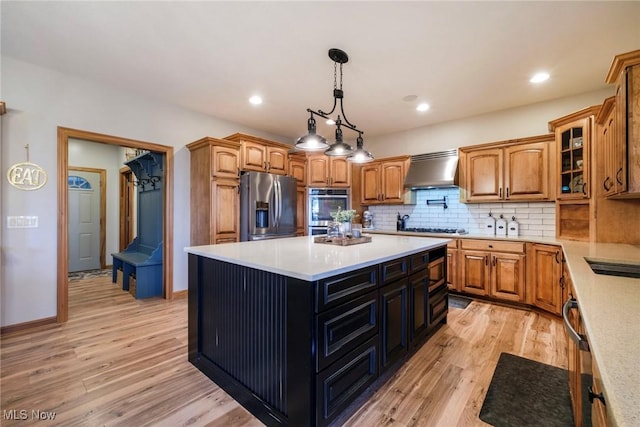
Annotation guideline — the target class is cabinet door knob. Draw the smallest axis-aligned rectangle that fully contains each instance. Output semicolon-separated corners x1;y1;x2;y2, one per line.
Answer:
506;187;509;198
603;177;612;191
492;256;496;266
554;251;560;264
499;187;502;198
485;255;488;265
582;181;588;196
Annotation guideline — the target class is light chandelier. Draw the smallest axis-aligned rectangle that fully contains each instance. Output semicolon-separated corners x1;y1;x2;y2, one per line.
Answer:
295;48;374;163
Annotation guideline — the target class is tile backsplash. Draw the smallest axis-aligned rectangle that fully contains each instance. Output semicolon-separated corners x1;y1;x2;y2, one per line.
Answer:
363;188;555;238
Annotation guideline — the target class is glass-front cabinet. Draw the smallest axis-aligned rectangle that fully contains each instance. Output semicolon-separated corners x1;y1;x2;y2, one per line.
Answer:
549;107;599;201
558;118;589;199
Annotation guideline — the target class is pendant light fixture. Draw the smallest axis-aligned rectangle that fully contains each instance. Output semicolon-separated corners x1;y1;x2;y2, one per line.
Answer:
295;48;374;163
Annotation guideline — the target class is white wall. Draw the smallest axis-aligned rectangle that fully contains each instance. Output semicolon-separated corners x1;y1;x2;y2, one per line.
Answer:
0;57;289;327
366;88;613;157
68;139;121;264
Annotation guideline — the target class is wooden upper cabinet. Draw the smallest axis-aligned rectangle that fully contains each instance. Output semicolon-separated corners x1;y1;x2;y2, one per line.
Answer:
212;145;240;179
288;154;307;186
266;146;288;175
307;154;351;187
549;108;601;201
361;164;381;204
504;142;549;200
605;49;640;198
307;155;330;186
460;135;554;203
224;133;291;176
596;97;618;198
359;157;410;205
464;148;503;202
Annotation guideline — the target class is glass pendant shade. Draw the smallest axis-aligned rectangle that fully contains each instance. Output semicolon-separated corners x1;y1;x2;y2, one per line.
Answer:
347;135;374;163
295;116;329;151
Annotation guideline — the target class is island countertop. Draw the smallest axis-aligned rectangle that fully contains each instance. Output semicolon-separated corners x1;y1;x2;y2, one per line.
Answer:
184;234;451;281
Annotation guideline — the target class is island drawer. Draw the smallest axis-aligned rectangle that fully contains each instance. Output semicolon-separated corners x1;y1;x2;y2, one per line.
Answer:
380;257;408;285
315;265;378;313
316;291;378;372
409;250;429;274
460;239;525;253
316;337;378;427
429;286;448;328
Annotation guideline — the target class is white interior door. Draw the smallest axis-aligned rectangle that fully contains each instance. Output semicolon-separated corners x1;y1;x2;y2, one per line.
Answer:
68;171;101;272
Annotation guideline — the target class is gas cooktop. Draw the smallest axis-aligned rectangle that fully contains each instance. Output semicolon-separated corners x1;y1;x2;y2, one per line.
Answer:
403;227;467;235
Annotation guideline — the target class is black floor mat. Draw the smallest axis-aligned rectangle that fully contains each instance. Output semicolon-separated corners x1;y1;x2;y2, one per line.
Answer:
479;352;574;427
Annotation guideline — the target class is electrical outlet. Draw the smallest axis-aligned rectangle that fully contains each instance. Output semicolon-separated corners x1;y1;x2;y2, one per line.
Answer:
6;216;38;228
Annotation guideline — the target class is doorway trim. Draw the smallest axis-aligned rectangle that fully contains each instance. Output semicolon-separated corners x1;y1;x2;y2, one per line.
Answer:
119;167;135;252
68;166;107;270
57;127;174;322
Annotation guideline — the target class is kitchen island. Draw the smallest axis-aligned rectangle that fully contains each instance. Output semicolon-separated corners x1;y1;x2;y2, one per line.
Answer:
185;234;450;427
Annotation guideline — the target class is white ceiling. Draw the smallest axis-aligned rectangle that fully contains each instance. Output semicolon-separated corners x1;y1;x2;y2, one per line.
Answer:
3;1;640;143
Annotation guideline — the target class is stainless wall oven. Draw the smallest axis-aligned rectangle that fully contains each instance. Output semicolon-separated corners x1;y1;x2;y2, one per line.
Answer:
308;188;350;235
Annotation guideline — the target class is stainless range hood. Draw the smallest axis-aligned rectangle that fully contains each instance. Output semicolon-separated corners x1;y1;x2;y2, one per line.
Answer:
403;149;459;189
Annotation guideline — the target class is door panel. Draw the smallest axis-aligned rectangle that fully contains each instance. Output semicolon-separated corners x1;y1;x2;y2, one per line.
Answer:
68;170;101;272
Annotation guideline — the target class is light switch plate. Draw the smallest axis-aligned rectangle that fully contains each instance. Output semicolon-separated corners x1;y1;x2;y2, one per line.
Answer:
7;216;38;228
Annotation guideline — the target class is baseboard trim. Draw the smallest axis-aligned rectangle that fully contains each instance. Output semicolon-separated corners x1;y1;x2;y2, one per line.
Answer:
172;290;188;299
1;316;57;336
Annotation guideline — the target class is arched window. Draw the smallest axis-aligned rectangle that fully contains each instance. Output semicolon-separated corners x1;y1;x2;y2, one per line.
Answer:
68;175;92;190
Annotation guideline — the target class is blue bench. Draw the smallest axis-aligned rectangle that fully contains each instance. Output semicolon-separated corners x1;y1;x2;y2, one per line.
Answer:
112;238;163;298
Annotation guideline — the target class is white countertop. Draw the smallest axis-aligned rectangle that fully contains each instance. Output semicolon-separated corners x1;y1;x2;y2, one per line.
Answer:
185;234;451;281
559;241;640;427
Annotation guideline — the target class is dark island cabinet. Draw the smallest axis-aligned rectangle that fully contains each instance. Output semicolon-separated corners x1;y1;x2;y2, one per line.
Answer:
381;277;409;370
188;243;447;427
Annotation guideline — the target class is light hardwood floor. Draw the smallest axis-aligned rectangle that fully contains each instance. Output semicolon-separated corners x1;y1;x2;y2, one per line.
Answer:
1;275;567;426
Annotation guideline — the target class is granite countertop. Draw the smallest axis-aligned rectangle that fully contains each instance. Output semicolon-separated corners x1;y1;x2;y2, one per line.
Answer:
559;241;640;427
370;229;640;426
185;234;450;281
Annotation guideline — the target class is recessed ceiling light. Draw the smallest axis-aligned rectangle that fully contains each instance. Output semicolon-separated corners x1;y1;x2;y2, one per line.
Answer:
249;95;263;105
530;72;550;84
416;103;430;112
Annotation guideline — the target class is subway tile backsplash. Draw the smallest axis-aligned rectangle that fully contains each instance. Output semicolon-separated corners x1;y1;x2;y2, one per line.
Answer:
364;188;555;238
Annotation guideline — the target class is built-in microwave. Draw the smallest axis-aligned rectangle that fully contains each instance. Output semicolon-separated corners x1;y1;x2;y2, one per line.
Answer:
308;188;350;234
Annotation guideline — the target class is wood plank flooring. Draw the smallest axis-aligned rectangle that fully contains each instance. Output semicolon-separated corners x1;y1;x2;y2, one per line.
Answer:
1;275;567;426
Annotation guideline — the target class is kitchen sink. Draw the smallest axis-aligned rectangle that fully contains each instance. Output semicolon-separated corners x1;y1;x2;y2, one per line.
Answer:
585;258;640;279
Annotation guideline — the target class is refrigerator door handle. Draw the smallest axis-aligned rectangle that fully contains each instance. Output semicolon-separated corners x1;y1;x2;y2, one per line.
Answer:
274;180;281;228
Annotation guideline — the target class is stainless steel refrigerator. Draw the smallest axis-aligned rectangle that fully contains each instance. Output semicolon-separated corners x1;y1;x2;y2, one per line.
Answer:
240;171;297;241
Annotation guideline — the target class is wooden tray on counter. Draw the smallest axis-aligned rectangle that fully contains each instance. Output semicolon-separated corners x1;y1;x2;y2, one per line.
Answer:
314;235;372;246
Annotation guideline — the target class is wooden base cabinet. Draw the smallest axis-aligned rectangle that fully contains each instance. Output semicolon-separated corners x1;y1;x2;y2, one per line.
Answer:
459;240;525;302
528;243;564;315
